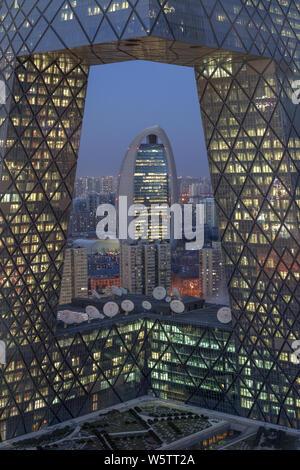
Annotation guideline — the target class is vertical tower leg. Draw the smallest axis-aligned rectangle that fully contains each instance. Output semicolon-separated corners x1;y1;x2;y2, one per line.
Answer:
195;56;300;427
0;52;89;438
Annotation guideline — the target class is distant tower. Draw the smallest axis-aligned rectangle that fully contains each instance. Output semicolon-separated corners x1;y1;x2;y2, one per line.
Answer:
59;247;88;304
203;197;217;227
118;126;178;241
199;241;226;301
118;126;175;294
120;241;171;295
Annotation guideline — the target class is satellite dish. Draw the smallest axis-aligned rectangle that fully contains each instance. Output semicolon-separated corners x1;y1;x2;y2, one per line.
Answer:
153;286;166;300
120;287;128;295
57;310;75;324
121;299;135;314
170;300;185;314
92;290;101;300
57;310;88;324
165;296;171;303
85;305;104;319
217;307;232;324
72;312;89;324
112;285;122;296
173;287;181;299
142;300;152;311
103;301;119;317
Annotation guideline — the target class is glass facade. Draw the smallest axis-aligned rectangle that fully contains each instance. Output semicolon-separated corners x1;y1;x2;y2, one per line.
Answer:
55;314;236;428
134;140;170;239
196;57;300;426
118;126;178;241
134;143;169;204
148;318;237;414
0;0;299;438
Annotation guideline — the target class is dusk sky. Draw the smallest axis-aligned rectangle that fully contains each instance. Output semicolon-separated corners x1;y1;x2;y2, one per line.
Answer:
77;60;210;178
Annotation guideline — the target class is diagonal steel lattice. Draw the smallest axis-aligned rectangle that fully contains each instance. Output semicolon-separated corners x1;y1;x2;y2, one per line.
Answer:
0;0;299;439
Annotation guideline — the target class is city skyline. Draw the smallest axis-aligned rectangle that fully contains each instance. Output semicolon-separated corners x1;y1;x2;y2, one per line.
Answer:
74;173;209;178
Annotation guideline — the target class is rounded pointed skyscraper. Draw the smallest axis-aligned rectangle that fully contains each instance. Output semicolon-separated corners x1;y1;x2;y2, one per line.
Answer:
118;126;178;241
119;125;178;204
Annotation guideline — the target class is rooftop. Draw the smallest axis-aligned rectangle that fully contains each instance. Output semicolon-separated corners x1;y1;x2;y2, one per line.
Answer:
3;396;299;451
56;295;232;336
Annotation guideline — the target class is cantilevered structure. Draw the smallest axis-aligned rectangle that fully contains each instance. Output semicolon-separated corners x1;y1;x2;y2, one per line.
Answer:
0;0;299;438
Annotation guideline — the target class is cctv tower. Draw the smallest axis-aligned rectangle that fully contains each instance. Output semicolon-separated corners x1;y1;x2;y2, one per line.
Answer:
0;0;299;438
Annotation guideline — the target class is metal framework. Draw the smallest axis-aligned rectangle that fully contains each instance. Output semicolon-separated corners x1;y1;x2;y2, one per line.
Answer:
0;0;299;438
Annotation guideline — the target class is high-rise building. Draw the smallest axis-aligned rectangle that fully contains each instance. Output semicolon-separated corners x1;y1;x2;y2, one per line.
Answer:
70;194;105;235
203;198;217;228
59;247;88;304
179;177;197;204
199;242;227;302
118;127;175;295
0;1;300;439
74;176;117;199
99;176;117;195
178;176;212;204
156;242;171;292
59;249;72;305
118;126;178;241
69;197;90;235
120;243;144;294
87;192;101;213
120;241;171;296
